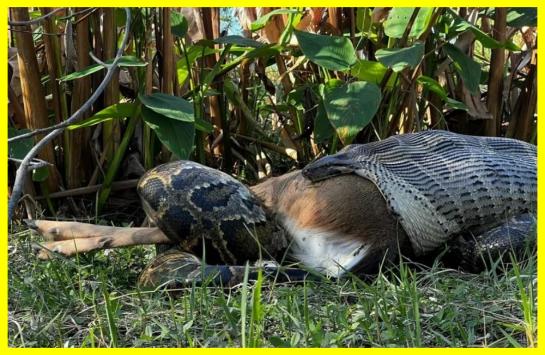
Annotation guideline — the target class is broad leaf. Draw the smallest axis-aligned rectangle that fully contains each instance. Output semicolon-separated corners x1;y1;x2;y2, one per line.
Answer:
243;44;281;60
384;8;434;39
417;75;447;99
141;106;195;160
444;44;481;94
444;97;469;111
250;9;299;31
350;60;397;88
60;56;147;81
313;101;335;144
355;8;379;43
468;26;519;51
67;102;136;130
356;8;372;32
375;42;424;72
171;11;188;37
214;35;265;48
139;93;194;123
176;46;219;85
294;30;357;71
507;8;537;27
450;13;520;51
322;81;381;145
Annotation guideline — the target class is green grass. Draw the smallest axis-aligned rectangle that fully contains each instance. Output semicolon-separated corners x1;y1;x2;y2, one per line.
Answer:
8;227;536;348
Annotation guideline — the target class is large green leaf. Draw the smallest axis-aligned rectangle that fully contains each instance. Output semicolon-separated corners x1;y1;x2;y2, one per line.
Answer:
383;8;434;39
356;7;372;32
176;45;219;85
214;35;264;48
322;81;381;145
59;56;147;81
444;44;481;94
355;8;379;43
242;44;281;60
139;93;194;123
507;8;537;27
250;9;299;31
141;106;195;160
67;103;136;130
313;101;335;144
139;92;211;133
375;42;424;72
450;13;520;51
294;30;357;71
171;11;188;37
350;60;397;88
417;75;468;111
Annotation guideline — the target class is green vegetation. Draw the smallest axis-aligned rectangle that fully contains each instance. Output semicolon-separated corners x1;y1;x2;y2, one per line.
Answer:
9;228;536;347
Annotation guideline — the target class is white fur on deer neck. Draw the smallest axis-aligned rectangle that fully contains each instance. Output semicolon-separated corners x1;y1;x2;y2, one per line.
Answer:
280;215;369;278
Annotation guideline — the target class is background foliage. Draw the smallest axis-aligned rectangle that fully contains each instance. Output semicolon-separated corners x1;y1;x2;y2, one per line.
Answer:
8;7;537;219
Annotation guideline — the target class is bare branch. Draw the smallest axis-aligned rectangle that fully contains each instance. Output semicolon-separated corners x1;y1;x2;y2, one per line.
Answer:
9;7;66;26
8;7;94;26
89;50;109;67
8;157;53;170
8;8;132;222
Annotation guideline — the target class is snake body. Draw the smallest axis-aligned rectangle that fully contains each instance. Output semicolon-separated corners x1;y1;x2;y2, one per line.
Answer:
136;131;536;288
302;130;537;255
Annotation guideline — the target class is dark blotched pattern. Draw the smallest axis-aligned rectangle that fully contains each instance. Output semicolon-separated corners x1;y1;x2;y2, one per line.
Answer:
137;161;286;265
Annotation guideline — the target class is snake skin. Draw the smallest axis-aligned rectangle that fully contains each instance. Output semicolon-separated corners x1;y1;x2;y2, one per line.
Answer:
138;248;312;288
303;130;537;255
442;213;536;272
137;161;288;266
136;131;536;288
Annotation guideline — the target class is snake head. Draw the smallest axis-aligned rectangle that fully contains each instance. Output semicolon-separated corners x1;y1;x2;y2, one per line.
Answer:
302;153;357;182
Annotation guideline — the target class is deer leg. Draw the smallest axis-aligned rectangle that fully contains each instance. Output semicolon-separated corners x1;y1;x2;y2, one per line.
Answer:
25;220;173;259
24;219;154;241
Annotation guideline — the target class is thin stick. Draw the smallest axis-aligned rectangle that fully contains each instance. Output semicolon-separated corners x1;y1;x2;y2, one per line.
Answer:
9;157;53;169
8;8;66;26
8;7;94;26
34;179;139;200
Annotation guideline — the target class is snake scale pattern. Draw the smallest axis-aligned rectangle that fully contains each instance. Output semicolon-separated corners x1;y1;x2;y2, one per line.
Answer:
137;161;288;265
303;130;537;255
136;130;536;288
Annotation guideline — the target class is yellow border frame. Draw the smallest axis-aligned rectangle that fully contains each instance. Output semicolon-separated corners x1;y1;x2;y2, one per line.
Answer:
2;1;543;351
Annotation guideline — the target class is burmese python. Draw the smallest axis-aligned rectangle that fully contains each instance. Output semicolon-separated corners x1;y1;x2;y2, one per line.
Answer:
136;131;536;289
137;160;308;287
